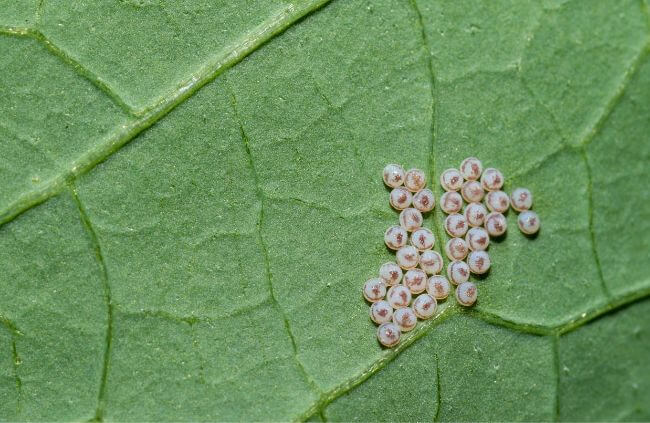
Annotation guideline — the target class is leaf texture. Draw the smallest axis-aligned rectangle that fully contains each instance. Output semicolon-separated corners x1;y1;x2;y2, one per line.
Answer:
0;0;649;420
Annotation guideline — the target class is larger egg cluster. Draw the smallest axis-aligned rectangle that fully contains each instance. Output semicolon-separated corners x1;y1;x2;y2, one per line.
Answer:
367;164;442;348
365;160;540;348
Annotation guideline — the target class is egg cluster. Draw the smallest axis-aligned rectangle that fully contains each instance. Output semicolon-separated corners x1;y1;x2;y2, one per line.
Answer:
365;159;540;348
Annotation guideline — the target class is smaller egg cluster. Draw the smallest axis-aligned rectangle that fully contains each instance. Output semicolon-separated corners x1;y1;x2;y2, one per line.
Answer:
439;157;540;307
366;160;540;348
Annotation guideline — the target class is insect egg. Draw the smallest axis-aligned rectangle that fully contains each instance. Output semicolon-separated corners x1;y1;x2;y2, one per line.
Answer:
484;212;507;237
445;237;469;261
384;225;408;250
412;189;435;212
465;227;490;251
387;284;412;309
455;282;478;306
363;278;386;302
518;210;541;235
404;168;427;192
440;191;463;214
396;245;420;270
383;164;406;188
413;294;437;319
460;157;483;181
363;278;386;303
426;275;451;300
379;262;403;286
377;322;401;347
444;213;468;238
447;260;470;285
485;190;510;213
480;168;504;191
461;180;485;203
440;168;463;191
392;307;417;331
404;269;427;294
467;250;491;274
510;187;533;211
419;250;444;275
389;187;412;210
399;208;423;232
410;227;435;251
369;300;393;324
464;202;488;227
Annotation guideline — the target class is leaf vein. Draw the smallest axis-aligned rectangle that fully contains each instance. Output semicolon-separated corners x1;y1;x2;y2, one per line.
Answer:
580;146;611;300
35;0;45;28
519;74;570;146
306;288;650;420
410;0;446;265
298;305;460;422
579;42;649;147
228;90;322;399
509;144;568;180
69;183;113;422
0;0;333;229
0;26;134;116
0;314;21;336
472;285;650;336
11;338;22;416
0;25;32;36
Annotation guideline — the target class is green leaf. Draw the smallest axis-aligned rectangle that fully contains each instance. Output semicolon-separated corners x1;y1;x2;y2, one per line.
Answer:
1;0;649;421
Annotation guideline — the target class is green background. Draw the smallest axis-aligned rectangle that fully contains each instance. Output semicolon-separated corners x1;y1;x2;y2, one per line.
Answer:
1;0;649;421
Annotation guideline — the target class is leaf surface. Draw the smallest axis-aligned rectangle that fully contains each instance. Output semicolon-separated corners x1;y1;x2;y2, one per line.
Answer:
1;0;649;421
